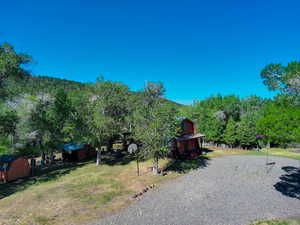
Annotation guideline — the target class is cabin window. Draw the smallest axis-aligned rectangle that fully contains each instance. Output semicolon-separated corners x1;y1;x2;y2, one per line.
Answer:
181;122;188;132
3;163;8;171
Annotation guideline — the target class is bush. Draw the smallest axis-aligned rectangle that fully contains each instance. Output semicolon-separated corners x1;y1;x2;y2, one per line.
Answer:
0;137;12;155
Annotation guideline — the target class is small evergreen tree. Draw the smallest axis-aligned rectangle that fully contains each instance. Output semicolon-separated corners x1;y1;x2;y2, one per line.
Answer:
236;115;258;149
223;117;238;148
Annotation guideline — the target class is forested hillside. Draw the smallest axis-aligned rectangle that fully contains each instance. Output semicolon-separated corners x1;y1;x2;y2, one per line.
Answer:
0;42;182;173
8;74;87;96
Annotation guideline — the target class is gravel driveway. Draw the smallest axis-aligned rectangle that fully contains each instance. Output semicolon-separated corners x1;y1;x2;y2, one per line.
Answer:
93;155;300;225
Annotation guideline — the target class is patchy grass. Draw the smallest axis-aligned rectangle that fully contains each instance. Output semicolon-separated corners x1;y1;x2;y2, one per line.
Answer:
204;146;300;161
247;148;300;161
250;220;300;225
0;147;299;225
0;155;179;225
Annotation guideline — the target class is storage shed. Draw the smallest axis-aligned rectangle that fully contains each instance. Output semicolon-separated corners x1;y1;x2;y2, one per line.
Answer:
0;155;30;182
170;118;205;158
62;143;96;161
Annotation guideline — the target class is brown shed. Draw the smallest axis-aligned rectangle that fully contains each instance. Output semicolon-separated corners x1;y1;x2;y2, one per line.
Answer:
0;155;30;182
62;143;96;161
170;118;205;158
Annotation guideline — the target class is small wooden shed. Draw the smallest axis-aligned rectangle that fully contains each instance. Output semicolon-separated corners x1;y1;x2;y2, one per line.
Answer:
62;143;96;161
170;118;205;158
0;155;30;182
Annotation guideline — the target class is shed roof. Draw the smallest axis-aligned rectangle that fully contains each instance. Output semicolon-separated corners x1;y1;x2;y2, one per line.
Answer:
0;155;18;171
177;133;205;141
63;143;85;152
177;117;191;121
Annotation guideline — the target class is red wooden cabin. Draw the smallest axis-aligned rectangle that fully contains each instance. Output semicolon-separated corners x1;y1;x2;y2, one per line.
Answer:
0;155;30;182
171;118;205;158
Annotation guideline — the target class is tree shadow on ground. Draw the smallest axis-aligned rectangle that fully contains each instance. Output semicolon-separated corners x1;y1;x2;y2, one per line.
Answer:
202;148;214;153
274;166;300;200
102;151;135;166
165;156;211;174
0;161;87;200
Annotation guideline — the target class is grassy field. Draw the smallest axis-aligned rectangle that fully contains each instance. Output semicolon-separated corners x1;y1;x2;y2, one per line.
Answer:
251;220;300;225
0;147;299;225
205;146;300;161
247;148;300;161
0;154;181;225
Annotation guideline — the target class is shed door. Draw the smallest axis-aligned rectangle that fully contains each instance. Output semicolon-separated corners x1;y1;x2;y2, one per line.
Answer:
183;141;189;152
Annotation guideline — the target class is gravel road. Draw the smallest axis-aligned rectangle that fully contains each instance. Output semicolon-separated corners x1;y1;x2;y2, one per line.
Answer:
93;155;300;225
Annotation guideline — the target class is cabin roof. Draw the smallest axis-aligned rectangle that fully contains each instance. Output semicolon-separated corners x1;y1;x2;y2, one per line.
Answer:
63;143;85;152
177;133;205;141
0;155;19;171
177;117;192;122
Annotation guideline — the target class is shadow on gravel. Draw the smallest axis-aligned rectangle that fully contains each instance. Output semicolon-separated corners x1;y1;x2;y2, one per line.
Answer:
274;166;300;200
165;156;211;173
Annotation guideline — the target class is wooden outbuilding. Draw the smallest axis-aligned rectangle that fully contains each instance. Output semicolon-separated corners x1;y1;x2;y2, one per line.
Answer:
170;118;205;158
62;143;96;161
0;155;30;182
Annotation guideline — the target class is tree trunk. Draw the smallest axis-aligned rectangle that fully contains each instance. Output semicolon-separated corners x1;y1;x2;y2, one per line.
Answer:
49;152;54;165
42;152;46;161
11;135;14;150
152;157;159;175
96;148;101;166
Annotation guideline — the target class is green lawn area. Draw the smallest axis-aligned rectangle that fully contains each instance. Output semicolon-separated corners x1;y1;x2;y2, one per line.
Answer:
246;148;300;161
204;146;300;161
0;154;180;225
0;147;299;225
251;220;300;225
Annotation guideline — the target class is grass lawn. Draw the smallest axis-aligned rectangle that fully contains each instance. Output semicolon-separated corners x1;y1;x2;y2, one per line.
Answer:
205;146;300;161
247;148;300;161
0;147;299;225
0;154;180;225
251;220;300;225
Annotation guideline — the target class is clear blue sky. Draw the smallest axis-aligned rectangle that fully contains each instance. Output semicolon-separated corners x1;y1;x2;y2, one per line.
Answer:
1;0;300;104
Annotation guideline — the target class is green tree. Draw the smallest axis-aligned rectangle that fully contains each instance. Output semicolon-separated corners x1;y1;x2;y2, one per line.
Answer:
0;42;31;101
29;90;73;160
240;96;265;117
223;117;238;147
261;61;300;96
93;77;131;142
84;78;132;164
236;114;258;149
133;82;179;174
222;95;241;121
0;105;19;138
257;95;300;146
87;99;115;165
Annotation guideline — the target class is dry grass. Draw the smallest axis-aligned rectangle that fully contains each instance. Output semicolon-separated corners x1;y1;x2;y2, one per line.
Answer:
204;146;248;157
250;220;300;225
0;147;299;225
0;156;178;225
205;146;300;161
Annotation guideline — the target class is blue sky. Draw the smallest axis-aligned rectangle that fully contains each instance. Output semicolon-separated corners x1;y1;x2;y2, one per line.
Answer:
1;0;300;104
